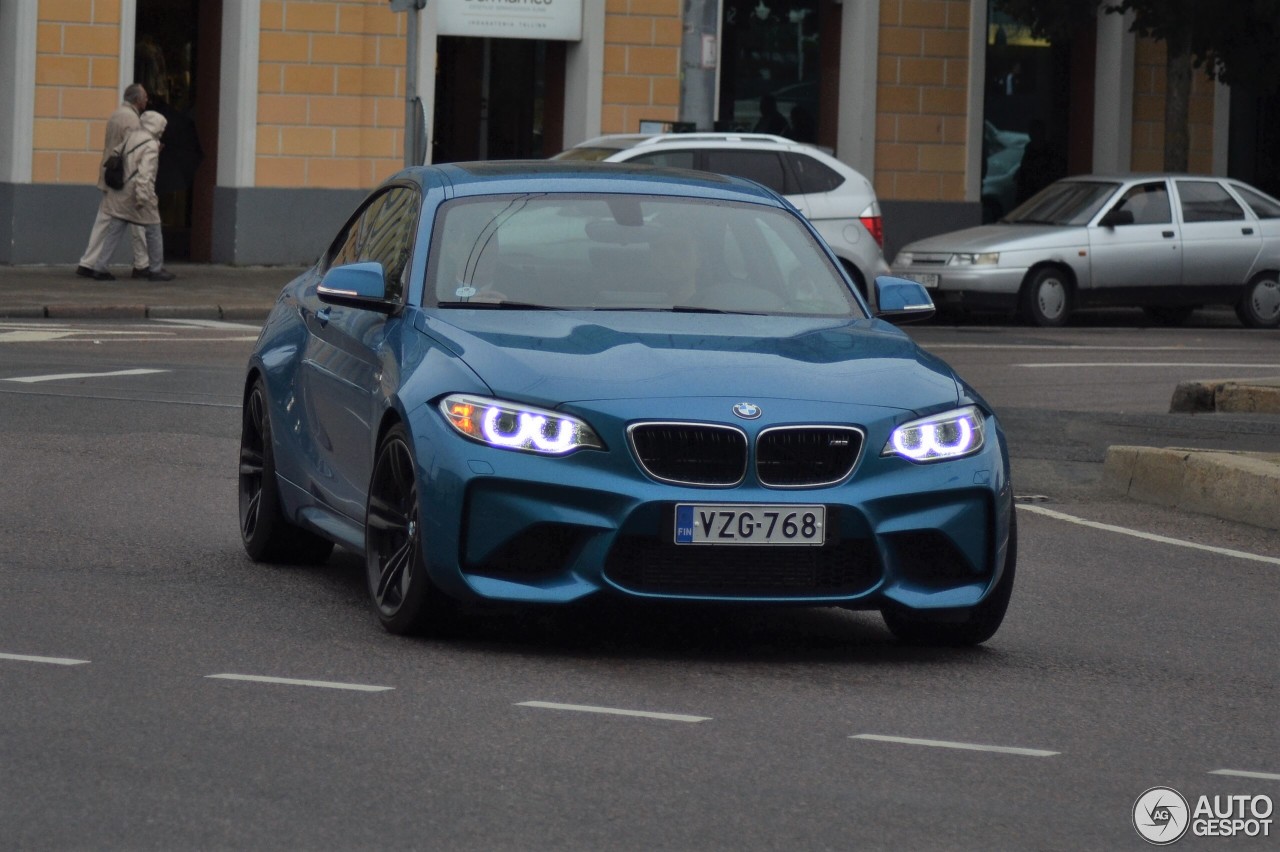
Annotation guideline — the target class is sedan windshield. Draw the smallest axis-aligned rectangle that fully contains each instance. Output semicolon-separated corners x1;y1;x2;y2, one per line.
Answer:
426;193;863;317
1003;180;1120;226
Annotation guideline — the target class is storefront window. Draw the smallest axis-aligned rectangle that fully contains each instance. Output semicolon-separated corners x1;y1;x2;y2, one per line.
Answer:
718;0;821;143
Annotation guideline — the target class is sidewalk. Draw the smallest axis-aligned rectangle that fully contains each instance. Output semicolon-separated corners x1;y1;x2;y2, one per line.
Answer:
3;261;1278;532
0;263;302;321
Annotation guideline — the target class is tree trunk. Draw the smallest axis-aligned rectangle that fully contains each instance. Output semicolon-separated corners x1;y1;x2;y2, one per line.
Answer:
1164;26;1191;172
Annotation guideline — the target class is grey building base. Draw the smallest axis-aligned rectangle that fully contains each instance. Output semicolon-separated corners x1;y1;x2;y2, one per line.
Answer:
211;186;366;265
880;200;981;263
1;182;365;266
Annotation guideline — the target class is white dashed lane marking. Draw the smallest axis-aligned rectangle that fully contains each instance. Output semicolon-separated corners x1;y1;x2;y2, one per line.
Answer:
851;733;1059;757
517;701;712;723
205;674;394;692
0;652;91;666
1210;769;1280;782
3;368;169;384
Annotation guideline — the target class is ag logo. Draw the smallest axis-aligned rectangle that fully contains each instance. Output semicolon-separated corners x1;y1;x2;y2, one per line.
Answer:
1134;786;1190;845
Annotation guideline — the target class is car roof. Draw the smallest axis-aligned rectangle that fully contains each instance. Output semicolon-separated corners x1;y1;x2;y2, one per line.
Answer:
395;160;787;206
570;132;833;156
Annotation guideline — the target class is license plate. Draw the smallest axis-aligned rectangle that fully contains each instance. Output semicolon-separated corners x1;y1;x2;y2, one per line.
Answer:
674;504;826;546
900;272;939;288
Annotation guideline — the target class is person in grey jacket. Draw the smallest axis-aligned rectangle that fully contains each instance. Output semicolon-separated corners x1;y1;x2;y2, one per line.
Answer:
76;83;151;281
92;110;175;282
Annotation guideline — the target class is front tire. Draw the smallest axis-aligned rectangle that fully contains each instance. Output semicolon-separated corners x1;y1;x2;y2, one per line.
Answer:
1019;267;1072;327
1236;274;1280;329
238;378;334;564
881;511;1017;647
365;424;456;635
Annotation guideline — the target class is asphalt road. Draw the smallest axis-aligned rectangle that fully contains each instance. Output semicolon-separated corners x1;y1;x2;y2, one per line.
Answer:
1;317;1277;851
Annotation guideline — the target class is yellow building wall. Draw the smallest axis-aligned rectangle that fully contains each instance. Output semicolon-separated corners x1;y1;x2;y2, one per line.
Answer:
602;0;682;134
1131;36;1216;173
874;0;971;202
32;0;123;184
257;0;406;189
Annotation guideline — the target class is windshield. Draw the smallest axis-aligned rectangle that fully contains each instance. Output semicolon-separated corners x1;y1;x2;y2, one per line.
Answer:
550;147;624;162
426;193;863;317
1003;180;1120;226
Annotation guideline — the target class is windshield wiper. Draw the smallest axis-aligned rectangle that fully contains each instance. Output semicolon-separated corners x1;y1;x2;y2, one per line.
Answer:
592;305;766;316
436;300;558;310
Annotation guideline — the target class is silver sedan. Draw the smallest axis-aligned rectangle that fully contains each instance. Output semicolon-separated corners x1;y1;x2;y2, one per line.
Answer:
890;175;1280;327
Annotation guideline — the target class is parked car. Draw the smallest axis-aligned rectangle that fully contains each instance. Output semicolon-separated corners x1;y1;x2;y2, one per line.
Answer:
554;132;889;302
238;161;1016;646
891;174;1280;327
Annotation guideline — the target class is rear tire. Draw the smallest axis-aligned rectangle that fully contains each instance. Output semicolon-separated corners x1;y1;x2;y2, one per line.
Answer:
365;424;457;635
238;378;335;564
1019;267;1072;327
1235;274;1280;328
881;511;1017;647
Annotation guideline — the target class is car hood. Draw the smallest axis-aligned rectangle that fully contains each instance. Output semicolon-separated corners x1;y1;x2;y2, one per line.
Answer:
416;311;959;412
903;223;1080;254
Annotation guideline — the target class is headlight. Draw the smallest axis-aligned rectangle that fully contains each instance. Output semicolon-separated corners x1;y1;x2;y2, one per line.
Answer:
882;406;985;462
440;394;603;455
950;252;999;266
895;252;914;265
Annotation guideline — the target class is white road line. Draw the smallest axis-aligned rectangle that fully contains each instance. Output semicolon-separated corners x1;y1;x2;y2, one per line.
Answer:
517;701;711;723
1016;362;1273;369
205;674;394;692
851;734;1058;757
1210;769;1280;782
3;368;169;384
1019;505;1280;566
0;652;90;666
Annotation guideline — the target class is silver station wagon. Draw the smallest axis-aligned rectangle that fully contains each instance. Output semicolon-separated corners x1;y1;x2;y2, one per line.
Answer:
891;175;1280;328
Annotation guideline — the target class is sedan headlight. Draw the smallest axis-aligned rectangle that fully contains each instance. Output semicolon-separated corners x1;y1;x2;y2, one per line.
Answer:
440;394;603;455
895;251;914;265
950;252;999;266
883;406;985;462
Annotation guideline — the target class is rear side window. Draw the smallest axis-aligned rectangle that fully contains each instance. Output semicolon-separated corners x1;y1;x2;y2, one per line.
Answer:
626;150;697;169
1177;180;1245;222
1231;184;1280;219
703;150;788;194
787;153;844;194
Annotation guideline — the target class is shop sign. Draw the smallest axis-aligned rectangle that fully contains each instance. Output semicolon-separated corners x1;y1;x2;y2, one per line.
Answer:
437;0;583;41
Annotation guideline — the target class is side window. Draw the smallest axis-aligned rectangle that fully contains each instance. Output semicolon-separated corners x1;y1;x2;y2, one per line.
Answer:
1177;180;1245;222
358;187;421;303
328;201;374;269
1231;184;1280;219
787;154;844;194
704;150;788;194
1112;182;1172;225
626;150;697;169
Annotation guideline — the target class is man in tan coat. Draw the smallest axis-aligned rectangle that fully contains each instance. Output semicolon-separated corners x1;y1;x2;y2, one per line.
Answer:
92;111;175;282
75;83;151;281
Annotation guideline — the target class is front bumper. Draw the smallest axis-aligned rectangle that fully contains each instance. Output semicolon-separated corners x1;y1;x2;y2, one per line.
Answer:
891;265;1027;311
407;399;1013;612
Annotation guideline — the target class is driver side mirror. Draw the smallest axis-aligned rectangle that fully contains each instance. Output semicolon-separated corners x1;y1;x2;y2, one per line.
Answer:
1099;208;1135;228
874;276;936;325
317;261;396;314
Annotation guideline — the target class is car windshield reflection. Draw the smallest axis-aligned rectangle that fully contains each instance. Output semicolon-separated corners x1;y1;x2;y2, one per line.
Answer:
425;193;863;317
1003;180;1120;226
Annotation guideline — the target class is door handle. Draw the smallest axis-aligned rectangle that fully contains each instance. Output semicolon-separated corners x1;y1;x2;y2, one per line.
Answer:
1162;231;1175;238
1243;227;1255;235
316;306;332;327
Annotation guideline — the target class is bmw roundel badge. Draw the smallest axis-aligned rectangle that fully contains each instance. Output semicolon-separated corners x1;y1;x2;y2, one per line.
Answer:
732;402;762;420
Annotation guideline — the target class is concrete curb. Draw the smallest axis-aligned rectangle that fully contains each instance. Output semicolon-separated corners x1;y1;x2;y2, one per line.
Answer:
1103;445;1280;531
1171;378;1280;414
1;304;270;321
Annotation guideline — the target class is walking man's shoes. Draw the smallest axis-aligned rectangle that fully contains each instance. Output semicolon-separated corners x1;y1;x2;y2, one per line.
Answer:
147;269;176;282
132;267;150;279
75;265;96;278
92;269;116;281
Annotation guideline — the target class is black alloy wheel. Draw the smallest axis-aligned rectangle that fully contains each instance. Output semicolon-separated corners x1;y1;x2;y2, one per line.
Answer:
238;378;333;564
365;424;454;635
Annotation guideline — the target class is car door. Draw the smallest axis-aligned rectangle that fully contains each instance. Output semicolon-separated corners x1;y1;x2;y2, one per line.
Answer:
1174;179;1262;293
301;185;421;522
1087;180;1182;298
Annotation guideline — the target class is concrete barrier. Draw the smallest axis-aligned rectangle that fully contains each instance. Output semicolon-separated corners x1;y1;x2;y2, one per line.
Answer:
1104;446;1280;531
